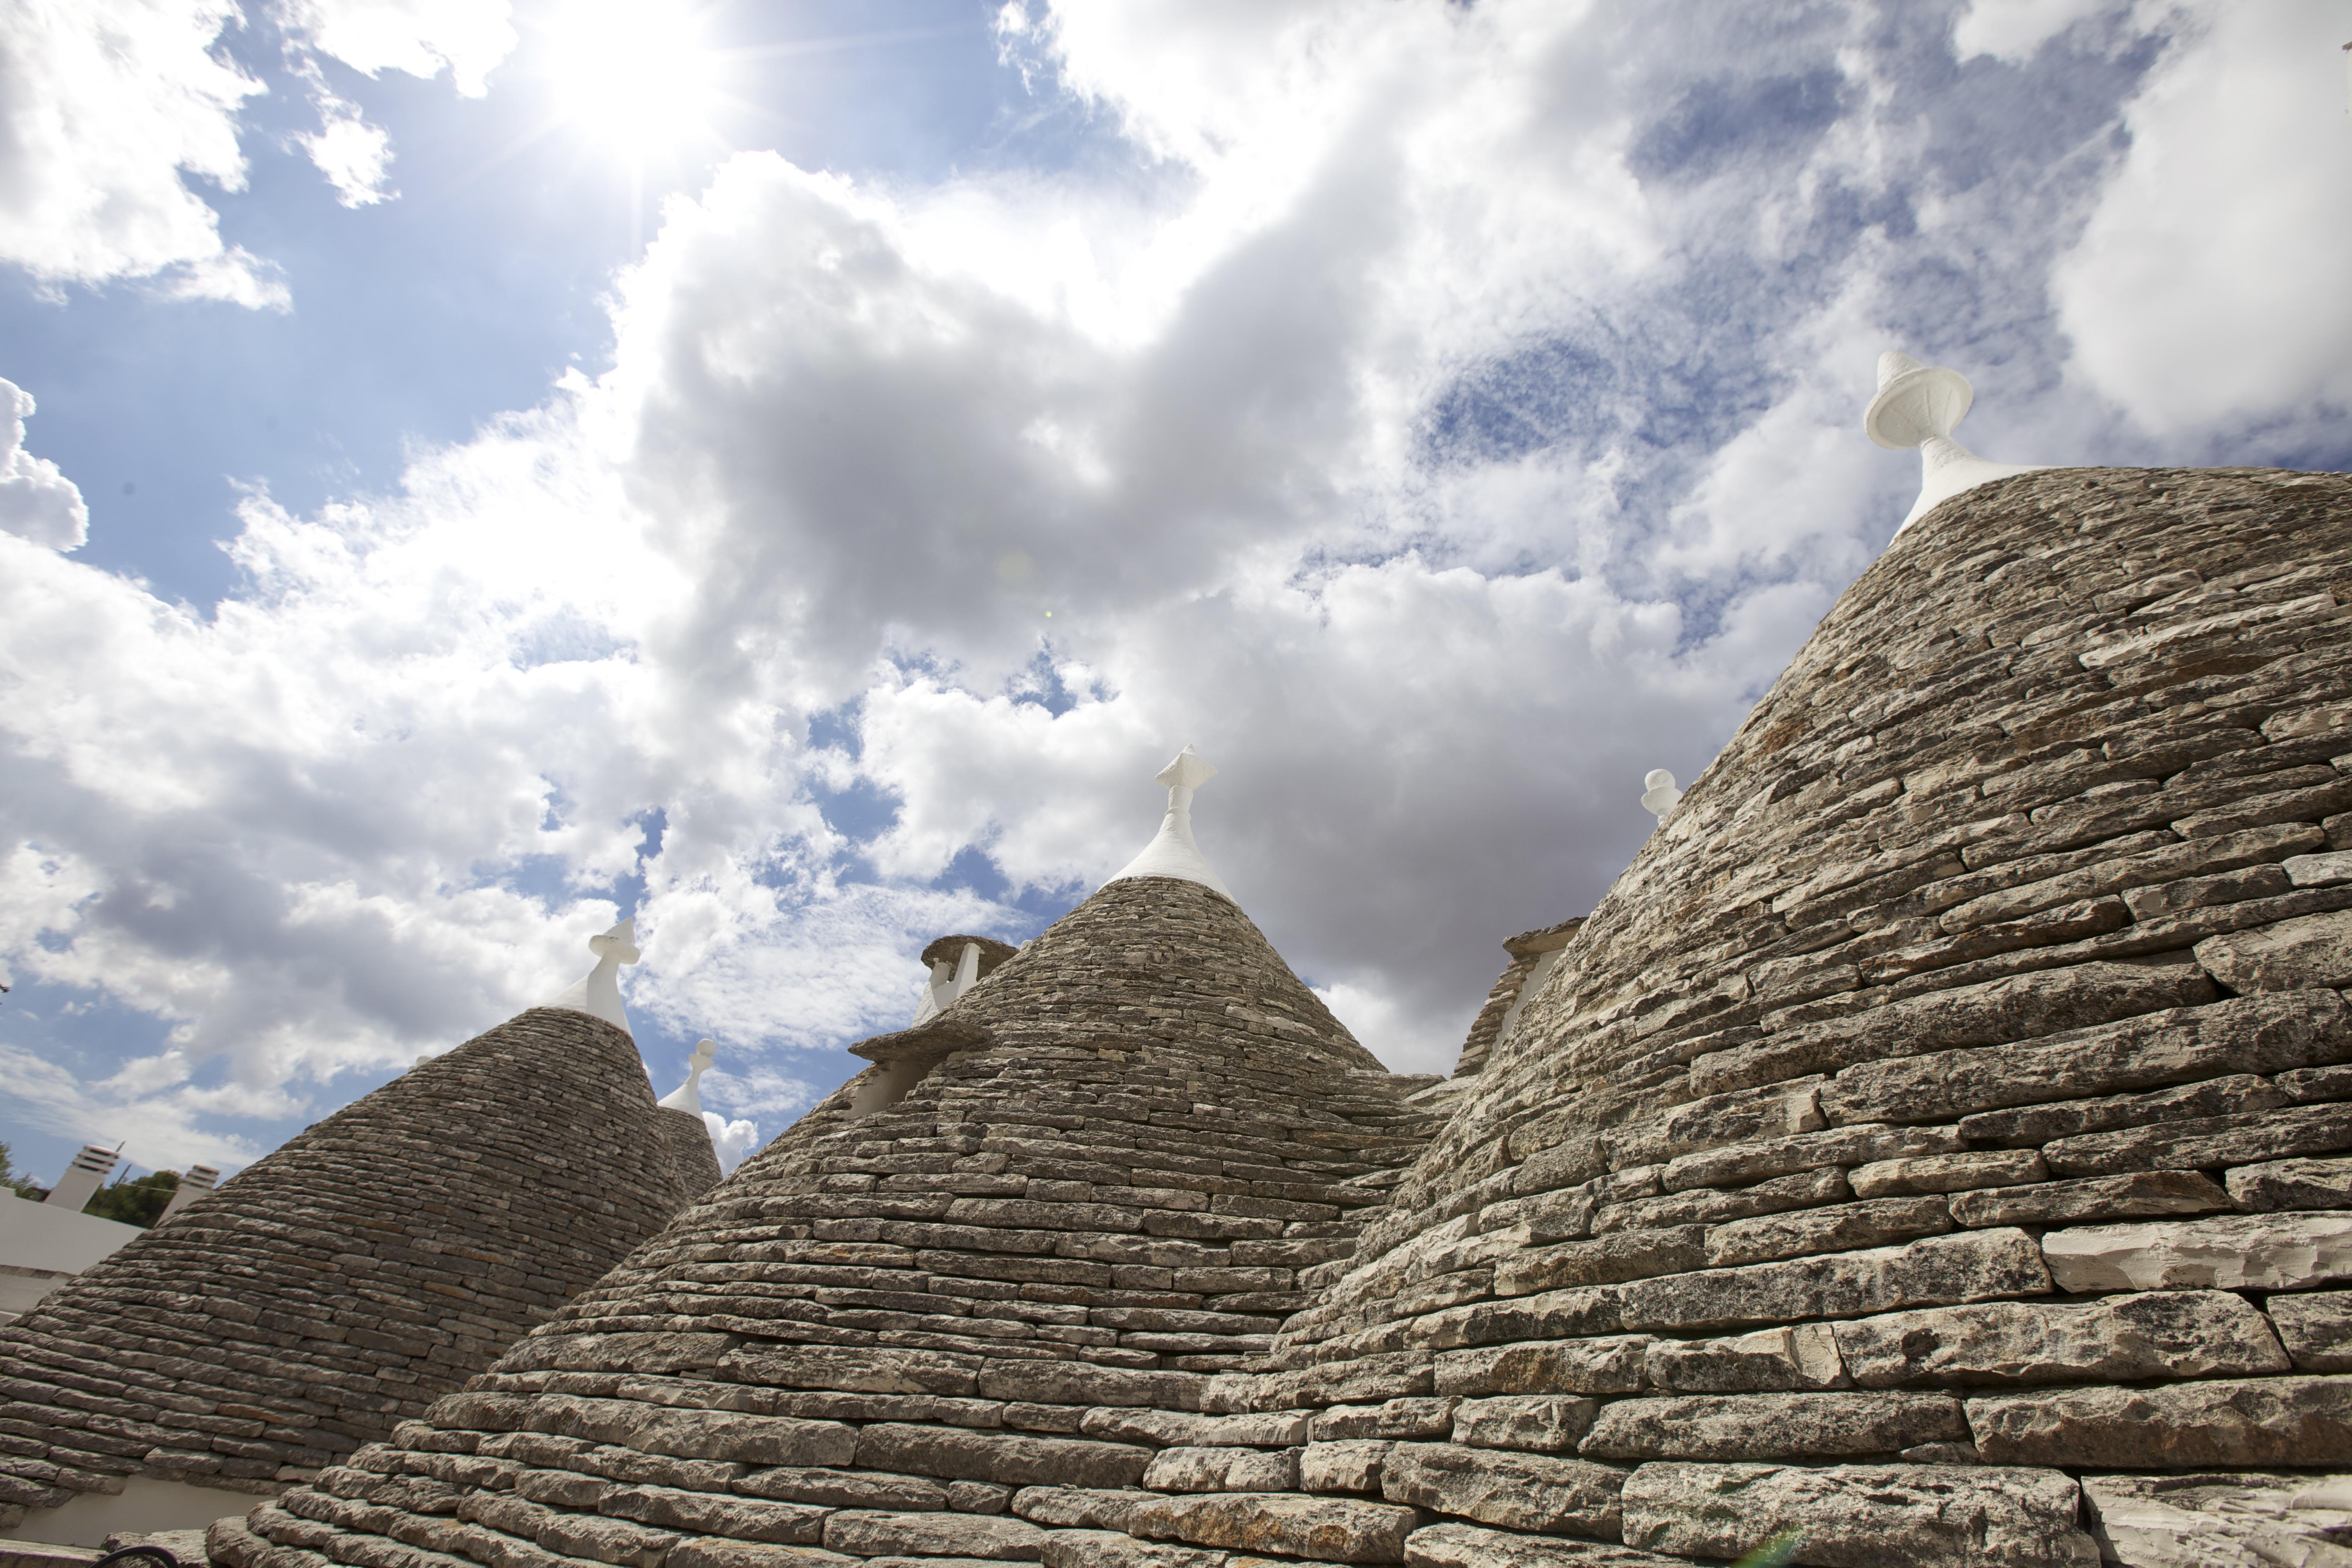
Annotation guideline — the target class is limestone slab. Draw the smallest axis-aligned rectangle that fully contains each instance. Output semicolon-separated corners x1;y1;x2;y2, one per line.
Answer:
1037;1530;1227;1568
1702;1196;1950;1268
1378;1444;1624;1540
1143;1447;1300;1494
1947;1171;2230;1228
821;1510;1049;1560
1448;1397;1598;1454
1300;1441;1392;1495
1618;1462;2097;1568
1642;1324;1849;1393
2041;1101;2352;1176
1849;1150;2046;1198
2041;1213;2352;1292
1431;1338;1652;1400
2267;1293;2352;1372
1956;1074;2286;1148
2226;1155;2352;1211
1490;1229;1704;1299
1832;1290;2288;1387
1578;1390;1964;1461
2079;1471;2352;1568
1819;990;2346;1126
1968;1375;2352;1468
1126;1492;1426;1564
1614;1228;2051;1334
1402;1521;1691;1568
2196;909;2352;991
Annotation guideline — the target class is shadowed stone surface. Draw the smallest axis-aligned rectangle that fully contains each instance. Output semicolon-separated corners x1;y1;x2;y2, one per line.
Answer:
0;1006;709;1527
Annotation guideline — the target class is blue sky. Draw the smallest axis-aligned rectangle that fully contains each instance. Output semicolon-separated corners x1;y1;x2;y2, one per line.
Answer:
2;0;2348;1189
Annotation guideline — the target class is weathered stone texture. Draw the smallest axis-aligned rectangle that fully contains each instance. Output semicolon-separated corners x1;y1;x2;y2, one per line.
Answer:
206;468;2352;1567
2;1005;707;1517
1620;1463;2097;1567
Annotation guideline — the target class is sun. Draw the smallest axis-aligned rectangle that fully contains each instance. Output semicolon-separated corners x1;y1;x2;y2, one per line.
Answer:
538;0;726;158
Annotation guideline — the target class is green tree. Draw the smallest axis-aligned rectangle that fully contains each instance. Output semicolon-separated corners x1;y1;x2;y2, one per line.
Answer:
0;1141;44;1200
84;1168;178;1227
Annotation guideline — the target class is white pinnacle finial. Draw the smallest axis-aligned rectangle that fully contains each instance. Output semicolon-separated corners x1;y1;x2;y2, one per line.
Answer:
659;1038;717;1115
1865;350;2045;532
1106;744;1235;899
1641;769;1683;823
542;918;641;1034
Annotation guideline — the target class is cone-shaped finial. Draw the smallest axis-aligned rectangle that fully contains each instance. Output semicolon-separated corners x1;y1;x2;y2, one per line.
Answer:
1106;744;1235;899
542;918;641;1034
658;1038;717;1115
1864;350;2045;531
1641;768;1683;823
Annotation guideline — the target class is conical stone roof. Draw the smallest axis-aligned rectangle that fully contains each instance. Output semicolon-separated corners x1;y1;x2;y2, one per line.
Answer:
0;1001;714;1545
206;871;1446;1568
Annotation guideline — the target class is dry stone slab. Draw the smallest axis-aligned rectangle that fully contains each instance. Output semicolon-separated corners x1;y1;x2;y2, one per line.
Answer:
1010;1490;1141;1532
1590;1168;1847;1237
1300;1441;1393;1495
1142;1448;1300;1494
1312;1400;1460;1442
601;1485;831;1544
1658;1124;1963;1194
1491;1229;1705;1298
1643;1324;1849;1394
821;1510;1050;1560
1702;1196;1950;1268
1037;1531;1228;1568
1614;1228;2051;1334
2041;1100;2352;1176
1947;1171;2230;1228
1126;1492;1426;1564
1832;1291;2288;1388
2080;1472;2352;1568
673;1542;855;1568
2041;1212;2352;1292
1432;1338;1652;1400
1402;1522;1691;1568
2227;1155;2352;1211
2267;1293;2352;1373
2196;909;2352;991
1618;1462;2097;1568
1818;991;2347;1127
1378;1444;1625;1541
1956;1074;2288;1148
1449;1397;1599;1454
1849;1150;2045;1198
1684;960;2217;1098
737;1470;950;1511
1969;1375;2352;1468
1578;1390;1965;1462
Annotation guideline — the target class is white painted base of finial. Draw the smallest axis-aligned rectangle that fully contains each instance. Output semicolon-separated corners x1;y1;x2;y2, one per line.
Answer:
543;918;640;1034
1866;351;2045;533
659;1038;717;1114
1900;434;2045;532
908;941;984;1025
1107;745;1234;899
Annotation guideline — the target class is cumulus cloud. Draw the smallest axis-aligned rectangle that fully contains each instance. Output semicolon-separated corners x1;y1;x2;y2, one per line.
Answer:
4;0;2347;1173
0;381;89;550
2051;0;2352;440
0;0;284;305
0;0;518;301
277;0;517;97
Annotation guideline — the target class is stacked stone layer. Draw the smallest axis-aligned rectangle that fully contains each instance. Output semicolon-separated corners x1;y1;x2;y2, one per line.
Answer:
1450;923;1582;1082
212;879;1441;1568
206;464;2352;1568
0;1007;710;1529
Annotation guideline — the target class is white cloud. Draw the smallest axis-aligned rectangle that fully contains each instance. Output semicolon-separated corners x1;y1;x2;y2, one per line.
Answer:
2051;0;2352;438
5;0;2338;1176
294;72;398;206
0;0;285;305
277;0;517;97
701;1111;760;1174
0;381;89;551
